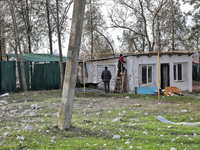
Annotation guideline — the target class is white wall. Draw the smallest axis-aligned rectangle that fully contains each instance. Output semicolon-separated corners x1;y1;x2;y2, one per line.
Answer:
85;54;193;93
126;54;192;93
167;55;192;92
85;58;118;91
126;55;158;93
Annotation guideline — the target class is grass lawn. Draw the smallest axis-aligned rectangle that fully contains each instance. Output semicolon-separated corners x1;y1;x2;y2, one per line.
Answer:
0;90;200;150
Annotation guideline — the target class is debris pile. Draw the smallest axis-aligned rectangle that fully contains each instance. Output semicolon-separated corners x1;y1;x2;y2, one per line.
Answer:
163;86;183;96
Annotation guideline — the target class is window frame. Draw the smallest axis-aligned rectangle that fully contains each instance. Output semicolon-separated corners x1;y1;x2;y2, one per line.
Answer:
141;65;153;84
173;63;183;81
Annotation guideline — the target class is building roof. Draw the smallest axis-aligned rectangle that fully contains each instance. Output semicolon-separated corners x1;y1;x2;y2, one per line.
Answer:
84;51;194;62
2;53;67;62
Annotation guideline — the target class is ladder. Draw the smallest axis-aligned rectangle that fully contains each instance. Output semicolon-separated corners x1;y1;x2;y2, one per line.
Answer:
114;69;127;93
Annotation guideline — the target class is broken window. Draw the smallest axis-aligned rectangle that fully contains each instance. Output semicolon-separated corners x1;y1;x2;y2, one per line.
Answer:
174;63;182;81
142;65;152;84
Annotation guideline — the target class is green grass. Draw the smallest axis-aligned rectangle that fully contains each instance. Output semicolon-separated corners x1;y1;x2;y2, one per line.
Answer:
0;90;200;149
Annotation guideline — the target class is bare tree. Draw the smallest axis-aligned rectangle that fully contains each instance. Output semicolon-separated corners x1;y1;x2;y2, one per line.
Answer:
161;0;187;51
58;0;86;130
0;6;6;60
25;0;32;53
82;0;115;56
51;0;73;89
46;0;53;54
7;0;27;91
183;0;200;51
109;0;167;52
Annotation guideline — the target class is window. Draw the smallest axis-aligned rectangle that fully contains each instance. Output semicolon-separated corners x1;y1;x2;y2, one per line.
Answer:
174;64;182;81
142;65;153;84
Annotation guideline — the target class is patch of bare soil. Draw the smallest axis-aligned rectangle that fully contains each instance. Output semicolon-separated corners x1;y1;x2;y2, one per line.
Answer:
73;96;184;117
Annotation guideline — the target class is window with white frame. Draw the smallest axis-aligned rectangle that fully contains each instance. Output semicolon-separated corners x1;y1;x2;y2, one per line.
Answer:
142;65;153;84
174;63;182;81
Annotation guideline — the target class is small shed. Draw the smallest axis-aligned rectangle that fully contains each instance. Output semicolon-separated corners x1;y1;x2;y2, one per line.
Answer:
83;52;193;93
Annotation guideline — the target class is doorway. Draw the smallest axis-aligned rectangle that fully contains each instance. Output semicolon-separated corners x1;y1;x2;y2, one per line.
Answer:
161;64;170;89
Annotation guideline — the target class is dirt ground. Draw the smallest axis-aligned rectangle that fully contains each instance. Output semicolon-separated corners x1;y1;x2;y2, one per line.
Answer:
72;92;199;118
1;90;200;150
0;91;178;124
0;90;200;130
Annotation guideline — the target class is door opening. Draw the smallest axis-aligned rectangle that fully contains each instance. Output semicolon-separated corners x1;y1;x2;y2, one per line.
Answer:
161;64;170;89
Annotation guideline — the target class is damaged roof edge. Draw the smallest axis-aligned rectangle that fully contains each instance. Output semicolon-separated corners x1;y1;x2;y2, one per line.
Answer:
82;51;194;62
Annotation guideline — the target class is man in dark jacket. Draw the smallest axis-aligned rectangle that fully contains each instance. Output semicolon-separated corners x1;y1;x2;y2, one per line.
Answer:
101;66;112;93
118;54;126;77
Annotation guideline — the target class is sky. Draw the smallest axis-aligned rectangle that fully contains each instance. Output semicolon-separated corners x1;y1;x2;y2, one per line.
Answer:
180;1;193;12
180;1;194;26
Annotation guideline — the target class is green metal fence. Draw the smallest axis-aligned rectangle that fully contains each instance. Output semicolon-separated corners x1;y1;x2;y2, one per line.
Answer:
0;61;16;93
0;61;67;92
31;63;66;91
192;64;200;80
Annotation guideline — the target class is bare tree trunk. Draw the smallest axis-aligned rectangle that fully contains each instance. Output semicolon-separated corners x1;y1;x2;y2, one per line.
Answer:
9;0;27;92
142;37;145;52
46;0;53;54
25;0;31;53
139;0;151;51
58;0;86;130
56;0;64;89
0;16;2;60
139;0;167;51
14;44;19;61
156;16;161;51
171;6;175;51
0;12;6;60
90;1;94;59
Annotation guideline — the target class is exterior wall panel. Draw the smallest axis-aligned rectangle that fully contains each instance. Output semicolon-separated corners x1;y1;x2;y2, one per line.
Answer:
0;61;16;93
31;63;66;91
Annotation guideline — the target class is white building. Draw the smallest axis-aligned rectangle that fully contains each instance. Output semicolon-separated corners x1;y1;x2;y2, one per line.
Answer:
82;52;193;93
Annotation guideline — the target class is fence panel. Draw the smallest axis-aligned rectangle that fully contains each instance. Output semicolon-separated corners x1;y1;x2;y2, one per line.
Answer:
31;63;66;91
0;61;16;93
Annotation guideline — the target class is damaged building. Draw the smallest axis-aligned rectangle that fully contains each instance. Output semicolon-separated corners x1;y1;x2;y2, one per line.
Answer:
80;52;193;93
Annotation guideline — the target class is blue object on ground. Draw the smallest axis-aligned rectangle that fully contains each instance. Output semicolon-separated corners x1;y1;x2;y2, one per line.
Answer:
136;87;158;94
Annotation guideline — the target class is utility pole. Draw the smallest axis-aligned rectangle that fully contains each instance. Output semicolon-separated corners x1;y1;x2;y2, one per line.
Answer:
58;0;86;130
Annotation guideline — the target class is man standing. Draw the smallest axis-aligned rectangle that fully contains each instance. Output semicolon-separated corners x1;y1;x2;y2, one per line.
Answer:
101;66;112;93
118;54;126;77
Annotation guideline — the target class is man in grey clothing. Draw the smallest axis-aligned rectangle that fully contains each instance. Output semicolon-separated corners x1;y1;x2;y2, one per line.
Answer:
101;66;112;93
